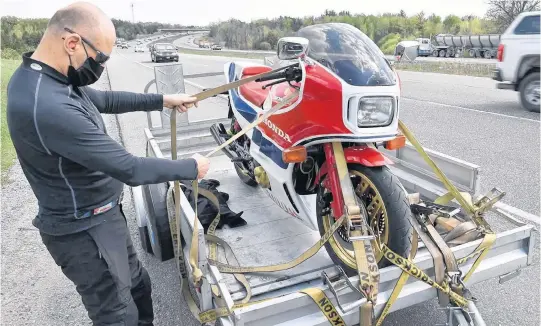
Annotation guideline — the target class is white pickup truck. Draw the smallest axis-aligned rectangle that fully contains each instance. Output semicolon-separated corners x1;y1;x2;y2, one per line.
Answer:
493;10;540;112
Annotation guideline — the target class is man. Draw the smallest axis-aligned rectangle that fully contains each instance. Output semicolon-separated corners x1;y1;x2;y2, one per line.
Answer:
6;2;210;325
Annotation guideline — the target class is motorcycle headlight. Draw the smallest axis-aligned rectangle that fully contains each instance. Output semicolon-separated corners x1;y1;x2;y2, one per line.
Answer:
357;97;395;127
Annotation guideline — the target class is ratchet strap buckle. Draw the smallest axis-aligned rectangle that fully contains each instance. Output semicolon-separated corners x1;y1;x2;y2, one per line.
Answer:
346;205;375;241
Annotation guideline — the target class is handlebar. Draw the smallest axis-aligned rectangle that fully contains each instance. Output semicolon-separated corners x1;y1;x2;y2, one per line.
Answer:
256;71;288;82
255;63;302;84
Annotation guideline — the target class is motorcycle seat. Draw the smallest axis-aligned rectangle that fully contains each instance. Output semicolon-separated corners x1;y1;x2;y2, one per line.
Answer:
239;66;273;107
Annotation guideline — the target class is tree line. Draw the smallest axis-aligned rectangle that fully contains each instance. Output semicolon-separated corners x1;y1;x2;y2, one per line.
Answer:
0;16;196;59
207;1;539;53
1;0;538;59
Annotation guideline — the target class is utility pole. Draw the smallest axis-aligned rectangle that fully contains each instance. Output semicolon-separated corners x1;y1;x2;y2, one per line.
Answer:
131;2;135;23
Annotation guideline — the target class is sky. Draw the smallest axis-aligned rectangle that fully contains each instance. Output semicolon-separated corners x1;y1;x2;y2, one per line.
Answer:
2;0;492;26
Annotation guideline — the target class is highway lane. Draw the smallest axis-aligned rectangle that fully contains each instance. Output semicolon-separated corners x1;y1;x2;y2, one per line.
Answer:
109;48;539;326
173;33;498;65
117;46;539;121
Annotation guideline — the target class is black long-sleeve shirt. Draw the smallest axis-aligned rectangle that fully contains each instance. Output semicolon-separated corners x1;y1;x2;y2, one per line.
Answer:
6;52;198;235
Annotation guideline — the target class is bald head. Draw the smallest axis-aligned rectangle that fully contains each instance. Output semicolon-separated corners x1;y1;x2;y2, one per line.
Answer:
47;1;115;44
32;1;116;77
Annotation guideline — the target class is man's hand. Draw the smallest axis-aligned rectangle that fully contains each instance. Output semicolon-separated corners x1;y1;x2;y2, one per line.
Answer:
191;153;210;179
163;94;199;113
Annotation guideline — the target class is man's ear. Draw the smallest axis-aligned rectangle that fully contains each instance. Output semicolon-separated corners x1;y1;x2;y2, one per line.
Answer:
63;34;80;55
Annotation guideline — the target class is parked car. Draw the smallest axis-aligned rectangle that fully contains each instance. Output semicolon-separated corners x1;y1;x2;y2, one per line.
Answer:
211;44;222;50
135;45;145;53
150;43;179;62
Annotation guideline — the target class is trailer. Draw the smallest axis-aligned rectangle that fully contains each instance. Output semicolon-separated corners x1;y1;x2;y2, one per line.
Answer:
132;63;535;326
430;33;501;59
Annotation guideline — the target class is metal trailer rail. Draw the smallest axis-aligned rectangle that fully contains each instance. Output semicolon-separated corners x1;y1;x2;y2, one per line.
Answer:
132;63;535;326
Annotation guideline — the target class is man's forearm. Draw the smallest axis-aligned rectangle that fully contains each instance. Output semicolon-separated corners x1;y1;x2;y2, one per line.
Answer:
102;91;164;114
84;87;164;114
126;157;198;186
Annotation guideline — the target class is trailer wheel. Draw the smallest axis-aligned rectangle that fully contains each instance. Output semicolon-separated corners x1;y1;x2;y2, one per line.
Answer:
519;72;540;113
439;50;446;57
483;51;491;59
432;50;439;57
316;164;413;276
142;182;175;261
468;49;476;58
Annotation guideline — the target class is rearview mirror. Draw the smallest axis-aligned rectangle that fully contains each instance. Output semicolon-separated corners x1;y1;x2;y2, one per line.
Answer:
277;37;309;60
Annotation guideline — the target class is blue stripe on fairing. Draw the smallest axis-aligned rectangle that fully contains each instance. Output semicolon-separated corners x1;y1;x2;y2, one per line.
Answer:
228;63;288;169
252;128;288;169
228;63;257;123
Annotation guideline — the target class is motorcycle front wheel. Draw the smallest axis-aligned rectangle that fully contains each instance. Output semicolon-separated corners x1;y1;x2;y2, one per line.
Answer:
316;164;413;276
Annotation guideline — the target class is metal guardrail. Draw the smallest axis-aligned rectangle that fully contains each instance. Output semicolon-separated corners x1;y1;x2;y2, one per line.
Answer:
143;63;230;159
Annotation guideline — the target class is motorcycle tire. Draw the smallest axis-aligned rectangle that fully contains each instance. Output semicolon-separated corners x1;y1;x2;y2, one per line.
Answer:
316;164;413;277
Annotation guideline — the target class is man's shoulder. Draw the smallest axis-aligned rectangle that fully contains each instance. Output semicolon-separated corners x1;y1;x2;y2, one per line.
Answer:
8;71;74;112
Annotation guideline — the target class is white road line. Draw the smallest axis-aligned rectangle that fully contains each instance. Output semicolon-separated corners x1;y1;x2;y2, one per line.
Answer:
402;97;540;123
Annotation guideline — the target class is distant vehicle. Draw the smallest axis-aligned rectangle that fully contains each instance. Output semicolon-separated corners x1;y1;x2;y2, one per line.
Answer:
150;43;179;62
135;45;145;53
431;33;501;58
415;38;432;57
121;42;128;49
493;10;540;112
211;44;222;50
394;40;420;61
405;34;502;59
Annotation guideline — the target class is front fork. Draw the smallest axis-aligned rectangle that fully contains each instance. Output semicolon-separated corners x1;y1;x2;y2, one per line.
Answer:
323;143;375;239
322;143;346;220
323;142;379;323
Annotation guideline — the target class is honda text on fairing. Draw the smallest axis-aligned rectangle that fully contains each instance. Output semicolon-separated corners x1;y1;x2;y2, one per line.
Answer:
210;23;413;274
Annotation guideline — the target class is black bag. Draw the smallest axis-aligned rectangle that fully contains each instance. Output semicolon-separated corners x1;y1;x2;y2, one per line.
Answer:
180;179;247;233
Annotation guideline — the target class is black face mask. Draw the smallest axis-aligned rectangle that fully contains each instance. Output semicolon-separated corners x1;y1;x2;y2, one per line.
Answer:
67;52;104;87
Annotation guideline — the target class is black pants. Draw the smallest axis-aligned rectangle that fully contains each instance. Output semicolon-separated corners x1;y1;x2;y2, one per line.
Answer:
40;205;154;326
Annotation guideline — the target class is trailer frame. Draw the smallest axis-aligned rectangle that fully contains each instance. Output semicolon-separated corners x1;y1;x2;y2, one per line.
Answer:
132;63;536;326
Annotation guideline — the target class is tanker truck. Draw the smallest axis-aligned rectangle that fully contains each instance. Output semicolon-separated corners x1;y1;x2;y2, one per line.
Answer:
430;33;501;59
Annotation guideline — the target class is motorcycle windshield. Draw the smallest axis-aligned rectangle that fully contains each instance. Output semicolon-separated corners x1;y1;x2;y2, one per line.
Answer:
297;23;396;87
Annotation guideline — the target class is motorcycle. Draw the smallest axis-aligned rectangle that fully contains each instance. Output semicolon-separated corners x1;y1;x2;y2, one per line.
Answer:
209;23;413;276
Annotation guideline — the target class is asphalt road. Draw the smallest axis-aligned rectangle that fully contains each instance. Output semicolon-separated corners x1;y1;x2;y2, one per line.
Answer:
173;33;498;65
107;47;540;326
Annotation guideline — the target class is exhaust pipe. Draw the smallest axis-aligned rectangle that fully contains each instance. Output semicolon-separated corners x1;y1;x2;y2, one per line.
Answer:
209;123;236;160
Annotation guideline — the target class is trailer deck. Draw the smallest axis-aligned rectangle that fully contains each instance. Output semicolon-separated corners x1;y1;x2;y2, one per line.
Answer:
137;136;534;325
132;63;536;326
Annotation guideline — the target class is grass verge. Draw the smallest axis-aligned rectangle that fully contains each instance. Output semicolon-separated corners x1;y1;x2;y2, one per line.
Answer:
177;47;269;59
1;59;21;178
394;61;495;78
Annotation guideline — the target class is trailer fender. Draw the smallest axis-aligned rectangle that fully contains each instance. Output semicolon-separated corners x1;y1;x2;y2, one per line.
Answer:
314;146;394;185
